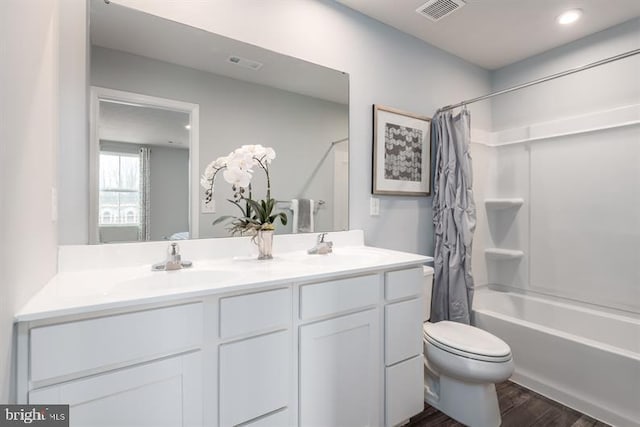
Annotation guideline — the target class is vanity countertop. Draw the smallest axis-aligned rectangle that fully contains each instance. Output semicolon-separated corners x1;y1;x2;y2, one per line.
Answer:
16;244;431;322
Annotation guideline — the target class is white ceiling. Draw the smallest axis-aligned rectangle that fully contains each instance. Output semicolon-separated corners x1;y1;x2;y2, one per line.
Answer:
90;0;348;104
335;0;640;70
99;101;190;149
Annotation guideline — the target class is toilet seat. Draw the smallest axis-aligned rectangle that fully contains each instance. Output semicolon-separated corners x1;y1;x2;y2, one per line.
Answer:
424;321;512;363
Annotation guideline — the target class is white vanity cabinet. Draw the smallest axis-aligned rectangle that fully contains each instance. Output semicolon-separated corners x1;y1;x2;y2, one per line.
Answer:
17;249;429;427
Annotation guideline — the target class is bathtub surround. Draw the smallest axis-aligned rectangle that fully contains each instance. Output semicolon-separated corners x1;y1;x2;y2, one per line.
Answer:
469;18;640;427
473;18;640;313
431;109;476;324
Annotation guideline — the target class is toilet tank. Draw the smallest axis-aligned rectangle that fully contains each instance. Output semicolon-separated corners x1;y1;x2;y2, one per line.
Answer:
423;266;434;322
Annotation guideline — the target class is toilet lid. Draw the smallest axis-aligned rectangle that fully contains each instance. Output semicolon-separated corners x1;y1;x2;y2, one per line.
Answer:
424;321;511;359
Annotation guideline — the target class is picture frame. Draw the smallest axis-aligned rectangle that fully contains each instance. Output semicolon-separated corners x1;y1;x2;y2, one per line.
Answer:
372;105;432;196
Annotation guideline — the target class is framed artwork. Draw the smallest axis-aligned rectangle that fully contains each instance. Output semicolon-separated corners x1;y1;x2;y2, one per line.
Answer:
372;105;431;196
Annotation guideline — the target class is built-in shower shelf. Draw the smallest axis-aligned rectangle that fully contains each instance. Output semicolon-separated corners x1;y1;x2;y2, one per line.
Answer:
485;248;524;260
484;198;524;210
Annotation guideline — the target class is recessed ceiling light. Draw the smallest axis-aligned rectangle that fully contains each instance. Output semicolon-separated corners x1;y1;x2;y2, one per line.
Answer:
557;9;582;25
184;124;191;130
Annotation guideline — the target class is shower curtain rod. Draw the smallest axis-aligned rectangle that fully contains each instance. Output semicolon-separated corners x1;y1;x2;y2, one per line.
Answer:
436;48;640;114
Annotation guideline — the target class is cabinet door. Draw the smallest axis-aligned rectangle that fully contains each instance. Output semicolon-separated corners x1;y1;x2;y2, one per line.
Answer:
300;309;380;427
219;331;290;427
29;352;202;427
385;355;424;427
385;298;423;366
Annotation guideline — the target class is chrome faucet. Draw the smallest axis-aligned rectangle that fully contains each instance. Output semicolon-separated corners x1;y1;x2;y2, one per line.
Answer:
152;242;193;271
307;233;333;255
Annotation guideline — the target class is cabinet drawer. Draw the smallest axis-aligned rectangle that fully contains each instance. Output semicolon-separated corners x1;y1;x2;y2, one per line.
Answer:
219;288;290;339
300;274;379;320
385;267;423;301
385;298;423;365
219;331;290;427
30;303;203;383
385;355;424;427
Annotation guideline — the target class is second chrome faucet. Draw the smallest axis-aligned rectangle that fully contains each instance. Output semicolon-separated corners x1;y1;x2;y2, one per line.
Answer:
307;233;333;255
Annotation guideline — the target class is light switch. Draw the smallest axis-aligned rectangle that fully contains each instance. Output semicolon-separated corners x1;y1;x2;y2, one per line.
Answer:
51;187;58;222
370;196;380;216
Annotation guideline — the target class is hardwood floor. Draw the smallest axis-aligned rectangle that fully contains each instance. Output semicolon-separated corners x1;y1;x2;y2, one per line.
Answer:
407;381;610;427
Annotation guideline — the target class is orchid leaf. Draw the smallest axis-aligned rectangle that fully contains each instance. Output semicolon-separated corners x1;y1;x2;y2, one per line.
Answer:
212;215;234;226
227;199;247;216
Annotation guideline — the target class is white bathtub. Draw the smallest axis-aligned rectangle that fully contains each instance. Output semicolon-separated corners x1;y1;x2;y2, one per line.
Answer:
473;288;640;427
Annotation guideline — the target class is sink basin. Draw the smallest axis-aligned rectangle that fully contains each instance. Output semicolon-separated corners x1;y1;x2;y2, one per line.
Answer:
109;269;239;295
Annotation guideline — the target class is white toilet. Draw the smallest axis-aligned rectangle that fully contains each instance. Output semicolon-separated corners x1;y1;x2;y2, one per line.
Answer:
422;266;514;427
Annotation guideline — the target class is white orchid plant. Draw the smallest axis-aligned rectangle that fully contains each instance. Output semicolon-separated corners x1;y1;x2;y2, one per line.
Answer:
200;144;287;235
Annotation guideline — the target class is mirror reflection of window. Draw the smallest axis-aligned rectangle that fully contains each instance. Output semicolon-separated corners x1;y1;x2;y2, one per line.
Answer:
98;152;140;226
98;150;144;243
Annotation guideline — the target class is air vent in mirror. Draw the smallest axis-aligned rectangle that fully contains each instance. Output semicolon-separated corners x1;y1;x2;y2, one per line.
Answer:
416;0;466;22
227;56;263;71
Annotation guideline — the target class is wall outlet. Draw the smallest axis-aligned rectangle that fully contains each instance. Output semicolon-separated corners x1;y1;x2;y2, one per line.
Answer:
201;199;216;214
369;196;380;216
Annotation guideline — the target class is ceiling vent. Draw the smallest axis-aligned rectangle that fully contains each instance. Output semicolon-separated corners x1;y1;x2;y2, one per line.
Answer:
416;0;466;22
227;55;263;71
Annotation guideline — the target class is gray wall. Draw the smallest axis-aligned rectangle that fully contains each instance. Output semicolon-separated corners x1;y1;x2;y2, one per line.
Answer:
90;46;349;239
109;0;493;254
0;0;60;402
149;145;189;240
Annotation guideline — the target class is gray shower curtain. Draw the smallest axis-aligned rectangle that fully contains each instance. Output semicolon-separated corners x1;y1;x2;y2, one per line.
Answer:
138;146;151;242
430;109;476;324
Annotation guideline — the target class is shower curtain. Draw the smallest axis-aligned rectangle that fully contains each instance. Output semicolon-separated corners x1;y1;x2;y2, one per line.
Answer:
138;146;151;242
431;108;476;324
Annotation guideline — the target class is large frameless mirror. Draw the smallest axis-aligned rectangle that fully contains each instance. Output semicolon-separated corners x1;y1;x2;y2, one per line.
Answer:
86;0;349;244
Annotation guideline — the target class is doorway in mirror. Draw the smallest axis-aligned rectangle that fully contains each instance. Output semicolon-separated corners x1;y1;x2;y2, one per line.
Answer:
90;87;200;244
